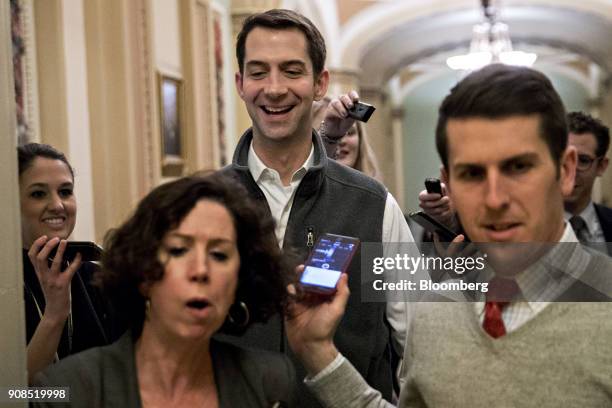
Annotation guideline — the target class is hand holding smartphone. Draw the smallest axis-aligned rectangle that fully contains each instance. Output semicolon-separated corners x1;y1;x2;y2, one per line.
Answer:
424;178;443;196
299;233;359;294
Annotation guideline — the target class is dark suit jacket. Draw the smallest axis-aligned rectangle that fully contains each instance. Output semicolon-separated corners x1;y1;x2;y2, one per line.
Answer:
33;333;296;407
594;203;612;246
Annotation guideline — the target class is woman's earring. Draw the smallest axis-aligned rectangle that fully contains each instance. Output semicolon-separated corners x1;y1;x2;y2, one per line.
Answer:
228;301;250;328
145;299;151;320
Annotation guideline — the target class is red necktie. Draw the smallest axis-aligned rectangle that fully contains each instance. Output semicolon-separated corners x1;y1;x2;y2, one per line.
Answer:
483;278;520;339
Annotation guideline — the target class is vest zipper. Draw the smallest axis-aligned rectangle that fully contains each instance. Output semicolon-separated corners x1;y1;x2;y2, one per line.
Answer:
306;226;315;248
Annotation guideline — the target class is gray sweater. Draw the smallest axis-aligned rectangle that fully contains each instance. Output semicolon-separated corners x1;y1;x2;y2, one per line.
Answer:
308;244;612;407
400;301;612;407
309;302;612;408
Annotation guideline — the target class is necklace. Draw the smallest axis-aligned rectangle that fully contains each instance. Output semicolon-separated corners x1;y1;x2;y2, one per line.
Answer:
24;280;73;361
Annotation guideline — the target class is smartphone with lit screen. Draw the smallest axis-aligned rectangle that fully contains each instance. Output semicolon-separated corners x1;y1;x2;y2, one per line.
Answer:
300;233;360;294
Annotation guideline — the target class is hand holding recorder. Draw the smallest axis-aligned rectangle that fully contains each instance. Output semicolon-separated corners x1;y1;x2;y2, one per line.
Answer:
319;91;375;142
27;236;84;322
418;178;458;230
286;269;350;376
285;233;358;376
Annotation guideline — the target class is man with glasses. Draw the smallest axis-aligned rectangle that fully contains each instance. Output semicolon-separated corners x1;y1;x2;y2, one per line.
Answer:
565;111;612;252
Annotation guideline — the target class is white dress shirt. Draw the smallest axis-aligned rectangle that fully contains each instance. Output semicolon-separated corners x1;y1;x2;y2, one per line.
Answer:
248;142;313;247
564;201;606;243
474;223;581;333
247;141;413;354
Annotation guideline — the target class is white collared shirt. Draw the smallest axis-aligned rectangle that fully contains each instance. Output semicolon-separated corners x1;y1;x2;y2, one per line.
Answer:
247;140;414;354
564;201;606;243
248;143;313;248
474;223;581;333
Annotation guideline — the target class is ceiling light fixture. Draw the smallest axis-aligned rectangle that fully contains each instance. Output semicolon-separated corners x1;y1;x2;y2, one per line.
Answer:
447;0;537;71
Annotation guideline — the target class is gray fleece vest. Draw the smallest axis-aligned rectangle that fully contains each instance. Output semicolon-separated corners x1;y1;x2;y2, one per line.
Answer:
219;129;392;406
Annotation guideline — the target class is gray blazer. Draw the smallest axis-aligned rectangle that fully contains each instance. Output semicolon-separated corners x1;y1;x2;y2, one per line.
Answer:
33;332;296;407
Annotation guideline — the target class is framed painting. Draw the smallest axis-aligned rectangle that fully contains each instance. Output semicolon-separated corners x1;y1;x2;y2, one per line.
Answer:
158;73;184;177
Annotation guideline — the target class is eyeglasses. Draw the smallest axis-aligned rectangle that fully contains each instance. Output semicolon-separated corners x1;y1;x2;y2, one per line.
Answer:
576;154;602;171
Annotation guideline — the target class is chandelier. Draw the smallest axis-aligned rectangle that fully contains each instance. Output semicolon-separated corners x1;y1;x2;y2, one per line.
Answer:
447;0;537;71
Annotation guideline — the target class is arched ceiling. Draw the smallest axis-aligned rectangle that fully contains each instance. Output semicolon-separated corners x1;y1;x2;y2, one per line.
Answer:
333;1;612;88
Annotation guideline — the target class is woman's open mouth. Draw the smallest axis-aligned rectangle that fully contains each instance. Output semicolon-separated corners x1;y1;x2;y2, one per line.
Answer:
185;299;211;318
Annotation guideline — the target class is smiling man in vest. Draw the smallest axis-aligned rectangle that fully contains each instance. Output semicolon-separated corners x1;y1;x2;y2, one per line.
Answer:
220;9;415;406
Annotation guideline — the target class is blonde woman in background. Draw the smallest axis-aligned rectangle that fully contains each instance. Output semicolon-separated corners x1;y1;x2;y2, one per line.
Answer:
336;121;382;182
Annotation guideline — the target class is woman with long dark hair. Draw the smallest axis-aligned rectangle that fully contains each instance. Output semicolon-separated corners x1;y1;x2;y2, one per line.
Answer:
18;143;111;383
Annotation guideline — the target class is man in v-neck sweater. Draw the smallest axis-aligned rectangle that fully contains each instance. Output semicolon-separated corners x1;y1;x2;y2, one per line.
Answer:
286;64;612;407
